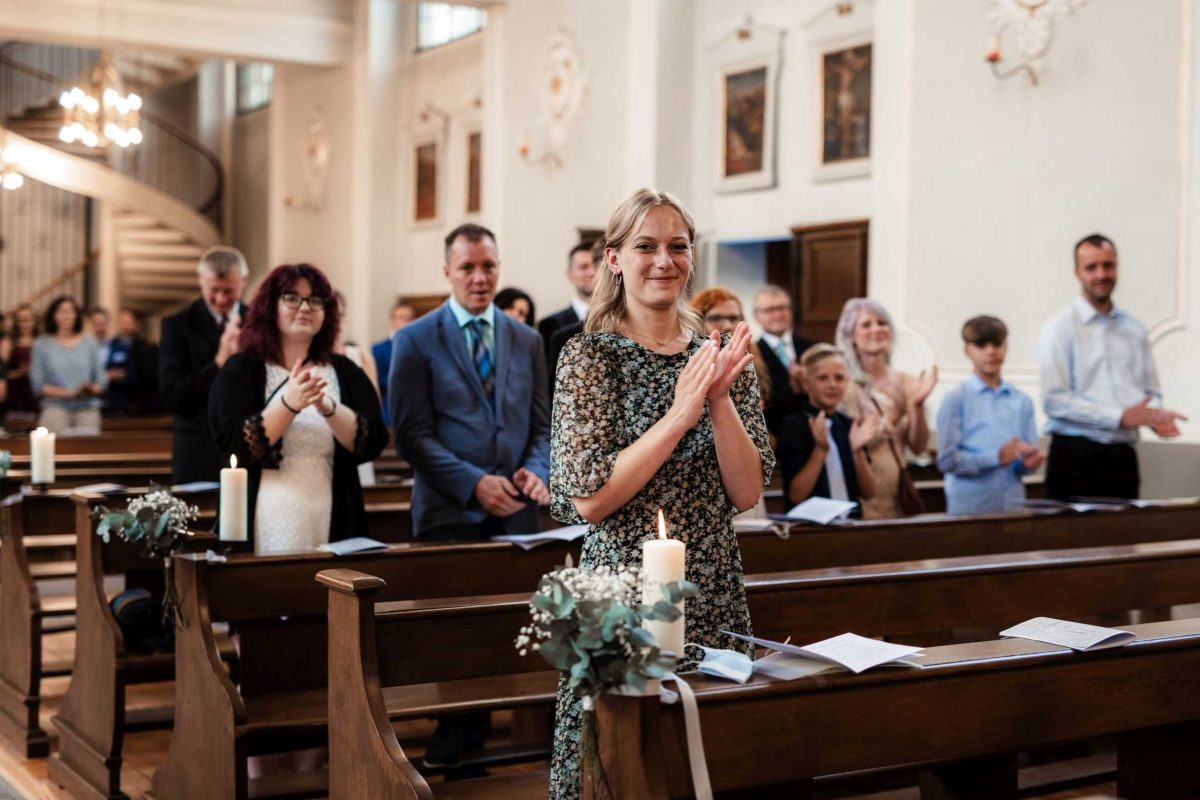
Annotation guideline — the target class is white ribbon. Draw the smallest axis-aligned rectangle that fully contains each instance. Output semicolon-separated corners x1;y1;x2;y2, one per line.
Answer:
661;672;713;800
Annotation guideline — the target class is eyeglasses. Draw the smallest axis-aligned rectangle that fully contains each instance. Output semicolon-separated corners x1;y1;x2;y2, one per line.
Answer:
280;292;329;311
755;304;790;315
704;313;743;324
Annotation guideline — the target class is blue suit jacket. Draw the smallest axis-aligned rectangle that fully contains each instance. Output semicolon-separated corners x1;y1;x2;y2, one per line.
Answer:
389;302;551;536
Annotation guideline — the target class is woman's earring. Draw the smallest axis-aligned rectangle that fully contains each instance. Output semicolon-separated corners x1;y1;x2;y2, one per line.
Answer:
613;273;622;286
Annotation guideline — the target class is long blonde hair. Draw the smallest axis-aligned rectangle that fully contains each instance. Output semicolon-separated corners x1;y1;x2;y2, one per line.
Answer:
586;188;703;336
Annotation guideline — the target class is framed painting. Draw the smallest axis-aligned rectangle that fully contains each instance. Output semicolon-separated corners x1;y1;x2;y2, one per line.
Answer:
466;131;482;215
414;141;438;223
815;39;872;181
716;54;779;193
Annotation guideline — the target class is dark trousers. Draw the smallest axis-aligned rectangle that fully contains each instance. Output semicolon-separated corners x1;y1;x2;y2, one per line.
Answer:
1045;434;1140;502
420;516;507;543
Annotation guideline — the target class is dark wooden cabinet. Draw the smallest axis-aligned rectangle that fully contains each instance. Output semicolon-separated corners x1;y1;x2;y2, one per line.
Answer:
767;219;869;344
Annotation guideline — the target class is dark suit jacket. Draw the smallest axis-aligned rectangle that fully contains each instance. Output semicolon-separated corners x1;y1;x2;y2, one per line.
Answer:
158;298;247;483
538;306;580;353
390;303;551;537
757;333;816;437
547;320;584;393
777;406;864;517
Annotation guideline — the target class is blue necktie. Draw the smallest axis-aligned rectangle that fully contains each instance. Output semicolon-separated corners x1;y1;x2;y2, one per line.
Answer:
466;319;494;397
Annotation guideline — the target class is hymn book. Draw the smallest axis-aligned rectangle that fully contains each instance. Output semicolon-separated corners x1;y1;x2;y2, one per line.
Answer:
723;630;924;674
1000;617;1135;651
783;497;858;525
317;537;390;555
492;524;588;550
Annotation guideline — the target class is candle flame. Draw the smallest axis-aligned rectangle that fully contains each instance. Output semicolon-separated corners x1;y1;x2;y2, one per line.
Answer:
34;427;47;435
657;509;667;540
230;454;238;469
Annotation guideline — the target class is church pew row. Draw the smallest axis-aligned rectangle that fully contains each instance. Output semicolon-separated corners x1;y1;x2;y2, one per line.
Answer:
317;538;1200;798
144;543;583;800
589;619;1200;799
0;484;413;766
151;532;1200;800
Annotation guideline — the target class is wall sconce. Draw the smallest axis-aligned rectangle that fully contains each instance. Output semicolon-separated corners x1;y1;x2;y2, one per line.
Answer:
985;0;1088;87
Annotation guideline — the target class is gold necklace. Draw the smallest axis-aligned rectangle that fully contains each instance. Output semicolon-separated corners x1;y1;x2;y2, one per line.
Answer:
624;327;684;348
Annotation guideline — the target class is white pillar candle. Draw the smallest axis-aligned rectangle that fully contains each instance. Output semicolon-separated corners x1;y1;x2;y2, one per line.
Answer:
29;427;55;485
219;454;248;542
642;509;686;658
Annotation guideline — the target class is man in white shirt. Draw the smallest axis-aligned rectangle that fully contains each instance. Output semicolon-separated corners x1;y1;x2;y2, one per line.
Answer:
1036;233;1186;501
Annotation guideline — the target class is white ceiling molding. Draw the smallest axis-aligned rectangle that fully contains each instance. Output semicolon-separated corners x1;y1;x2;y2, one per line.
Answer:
0;0;352;66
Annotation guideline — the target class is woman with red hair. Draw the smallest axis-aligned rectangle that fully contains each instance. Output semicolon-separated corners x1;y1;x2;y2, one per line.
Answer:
209;264;388;553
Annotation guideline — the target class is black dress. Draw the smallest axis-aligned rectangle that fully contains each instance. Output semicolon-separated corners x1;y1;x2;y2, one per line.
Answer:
208;352;388;546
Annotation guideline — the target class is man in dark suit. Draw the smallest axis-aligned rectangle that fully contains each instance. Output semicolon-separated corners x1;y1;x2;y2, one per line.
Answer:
537;241;596;357
391;223;551;542
753;284;816;437
545;239;605;390
159;247;248;484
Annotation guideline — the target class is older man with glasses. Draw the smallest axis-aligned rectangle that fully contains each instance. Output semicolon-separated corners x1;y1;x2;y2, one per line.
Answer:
753;284;816;437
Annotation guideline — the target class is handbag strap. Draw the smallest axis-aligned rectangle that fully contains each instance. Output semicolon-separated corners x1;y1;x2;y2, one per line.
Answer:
865;389;908;472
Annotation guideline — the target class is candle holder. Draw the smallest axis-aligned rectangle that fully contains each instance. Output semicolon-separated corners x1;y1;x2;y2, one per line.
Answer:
28;482;51;494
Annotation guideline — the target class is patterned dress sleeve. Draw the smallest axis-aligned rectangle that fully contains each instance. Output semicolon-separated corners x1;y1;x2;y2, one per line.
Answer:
731;355;776;490
550;336;621;524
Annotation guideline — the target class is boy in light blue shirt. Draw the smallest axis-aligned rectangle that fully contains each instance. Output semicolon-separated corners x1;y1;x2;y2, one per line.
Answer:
937;316;1045;515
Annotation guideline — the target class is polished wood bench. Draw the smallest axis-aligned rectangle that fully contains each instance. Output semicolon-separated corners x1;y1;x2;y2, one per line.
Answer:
591;618;1200;799
0;490;83;756
317;537;1200;798
146;540;580;800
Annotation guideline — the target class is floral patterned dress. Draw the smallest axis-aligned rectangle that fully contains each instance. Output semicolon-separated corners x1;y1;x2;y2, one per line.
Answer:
547;331;775;799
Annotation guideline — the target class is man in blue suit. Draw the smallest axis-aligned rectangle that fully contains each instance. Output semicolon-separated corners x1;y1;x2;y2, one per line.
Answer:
390;222;551;542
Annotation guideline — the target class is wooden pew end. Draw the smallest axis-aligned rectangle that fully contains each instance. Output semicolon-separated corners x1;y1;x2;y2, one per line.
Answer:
316;569;387;594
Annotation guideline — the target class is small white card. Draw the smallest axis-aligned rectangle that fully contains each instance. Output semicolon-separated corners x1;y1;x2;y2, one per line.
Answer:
172;481;220;493
784;497;857;525
71;483;129;495
1000;617;1135;652
723;630;923;674
1131;496;1200;508
317;537;390;556
492;524;587;551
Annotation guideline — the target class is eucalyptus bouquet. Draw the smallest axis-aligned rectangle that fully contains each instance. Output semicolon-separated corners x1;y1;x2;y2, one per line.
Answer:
516;561;697;799
93;485;200;627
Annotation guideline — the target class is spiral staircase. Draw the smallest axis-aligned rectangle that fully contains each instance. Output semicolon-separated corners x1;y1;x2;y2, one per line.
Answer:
0;42;224;316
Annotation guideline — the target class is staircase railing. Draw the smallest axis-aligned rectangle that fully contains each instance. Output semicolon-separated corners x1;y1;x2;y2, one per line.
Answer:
8;249;98;314
0;42;224;230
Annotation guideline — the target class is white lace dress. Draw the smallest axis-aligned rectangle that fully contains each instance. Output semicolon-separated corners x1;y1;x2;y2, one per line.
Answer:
254;362;339;555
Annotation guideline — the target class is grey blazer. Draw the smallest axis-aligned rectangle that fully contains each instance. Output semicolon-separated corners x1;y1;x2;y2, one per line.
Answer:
389;302;551;536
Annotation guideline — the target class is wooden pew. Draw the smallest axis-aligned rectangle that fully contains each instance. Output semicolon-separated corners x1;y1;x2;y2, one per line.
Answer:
736;503;1200;573
591;619;1200;799
145;541;580;800
0;491;81;756
317;538;1200;798
321;569;550;800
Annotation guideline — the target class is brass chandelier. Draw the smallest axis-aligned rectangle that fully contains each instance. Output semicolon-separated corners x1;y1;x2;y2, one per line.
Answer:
58;56;142;149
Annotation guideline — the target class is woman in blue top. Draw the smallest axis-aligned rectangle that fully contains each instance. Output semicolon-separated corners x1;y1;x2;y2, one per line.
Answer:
30;296;105;434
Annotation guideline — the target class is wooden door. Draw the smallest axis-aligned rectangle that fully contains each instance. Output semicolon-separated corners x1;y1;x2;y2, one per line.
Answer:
771;220;868;343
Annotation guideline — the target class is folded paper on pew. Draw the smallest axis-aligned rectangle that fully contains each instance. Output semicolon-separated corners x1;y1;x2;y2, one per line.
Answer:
784;497;858;525
69;482;130;495
732;518;791;538
1000;617;1135;652
317;537;390;555
171;481;220;493
492;524;588;550
752;652;840;681
1131;496;1200;508
723;630;923;674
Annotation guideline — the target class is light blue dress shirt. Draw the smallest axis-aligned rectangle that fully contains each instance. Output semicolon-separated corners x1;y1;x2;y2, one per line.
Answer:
447;297;496;356
1036;296;1161;445
936;374;1038;515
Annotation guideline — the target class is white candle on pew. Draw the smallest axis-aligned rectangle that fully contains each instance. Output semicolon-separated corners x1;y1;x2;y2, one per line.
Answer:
29;427;55;485
219;455;247;542
642;509;686;658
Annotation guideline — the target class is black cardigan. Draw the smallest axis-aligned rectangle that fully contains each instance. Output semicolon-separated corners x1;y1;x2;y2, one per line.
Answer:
208;352;389;545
